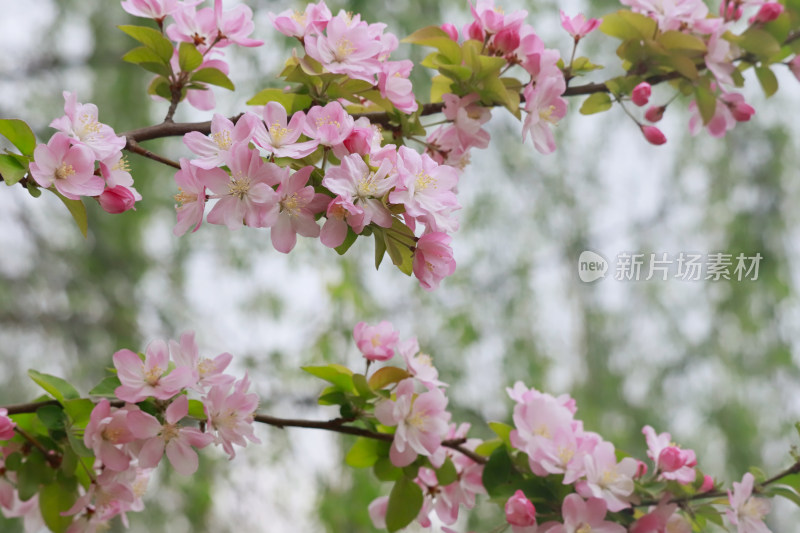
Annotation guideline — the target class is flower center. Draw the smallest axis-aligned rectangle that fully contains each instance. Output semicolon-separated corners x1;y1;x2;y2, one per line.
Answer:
356;172;380;198
539;105;558;124
576;524;592;533
213;131;232;150
102;427;123;443
79;114;102;138
281;193;301;215
55;163;75;180
113;157;131;172
415;171;435;191
558;446;575;464
198;358;216;377
291;10;306;23
335;39;355;60
144;366;163;386
228;176;252;199
315;116;341;128
174;188;198;206
270;122;290;143
407;411;428;430
161;424;180;442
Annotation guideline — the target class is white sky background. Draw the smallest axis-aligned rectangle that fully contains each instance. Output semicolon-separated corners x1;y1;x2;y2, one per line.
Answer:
2;0;800;531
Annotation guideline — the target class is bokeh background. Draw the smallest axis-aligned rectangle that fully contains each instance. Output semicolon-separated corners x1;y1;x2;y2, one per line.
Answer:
1;0;799;531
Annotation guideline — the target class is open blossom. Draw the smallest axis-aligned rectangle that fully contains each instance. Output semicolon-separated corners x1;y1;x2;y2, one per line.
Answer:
642;425;697;484
379;60;418;113
413;232;456;291
305;11;383;82
184;113;258;169
541;494;626;533
270;1;332;38
688;93;754;138
169;331;234;392
83;399;136;472
303;102;355;152
0;409;15;440
322;154;394;233
319;196;361;248
470;0;527;35
401;337;447;389
440;93;491;152
62;471;136;526
29;133;103;200
353;320;399;361
203;374;261;459
121;0;200;21
271;166;329;253
576;441;638;512
630;498;691;533
253;102;318;159
506;490;538;533
167;3;218;51
50;92;126;160
374;378;451;467
620;0;719;33
522;76;568;154
214;0;263;48
559;11;601;39
113;339;193;402
726;472;772;533
173;158;217;236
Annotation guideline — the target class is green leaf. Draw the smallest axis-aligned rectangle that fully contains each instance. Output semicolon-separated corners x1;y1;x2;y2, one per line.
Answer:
769;485;800;507
178;42;203;72
488;421;514;446
571;56;604;74
352;374;374;399
191;68;235;91
657;31;706;52
188;399;206;419
36;405;66;431
147;76;173;100
435;457;458;486
63;399;94;427
39;480;77;533
368;367;410;390
384;219;415;276
27;181;41;197
0;118;37;155
48;189;89;238
430;74;453;103
374;229;387;269
735;28;781;59
695;85;717;125
334;227;358;255
402;26;461;65
317;388;348;406
118;25;174;63
579;92;613;115
122;46;173;77
88;376;121;398
600;10;657;41
345;437;383;468
28;370;80;404
474;438;503;456
302;364;355;392
246;88;312;113
18;450;54;501
0;154;29;186
374;457;403;481
386;476;424;532
755;65;778;97
666;54;699;79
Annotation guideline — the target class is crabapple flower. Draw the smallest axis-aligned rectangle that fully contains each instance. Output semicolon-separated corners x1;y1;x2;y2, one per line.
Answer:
542;494;625;533
29;133;103;200
203;374;261;459
121;0;200;21
83;399;136;472
559;11;601;39
62;472;136;526
304;11;383;82
505;490;538;533
440;93;491;152
470;0;527;35
127;396;213;475
630;499;691;533
173;158;218;236
169;331;234;391
99;186;139;214
688;93;755;138
620;0;718;34
252;102;318;159
522;76;568;154
378;60;418;113
303;102;355;152
320;196;361;248
368;496;389;529
645;105;665;123
749;3;783;24
113;339;193;402
50;92;126;160
353;320;399;361
401;337;447;389
0;409;15;440
271;166;329;253
726;472;772;533
166;3;218;51
576;441;637;512
632;82;651;106
642;425;697;484
205;144;281;230
374;378;451;467
270;1;332;38
322;154;394;233
214;0;263;48
413;232;456;291
641;125;667;145
183;113;259;169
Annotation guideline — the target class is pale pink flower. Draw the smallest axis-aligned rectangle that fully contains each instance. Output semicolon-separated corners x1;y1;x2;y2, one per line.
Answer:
436;441;486;519
413;232;456;291
620;0;719;33
353;320;399;361
183;113;259;169
541;494;625;533
522;76;568;154
516;26;563;83
270;1;332;38
706;29;736;87
127;396;213;475
121;0;200;21
320;196;360;248
321;154;394;233
252;102;319;159
368;496;389;529
203;374;261;459
271;166;329;253
166;4;217;51
506;490;537;533
29;133;103;200
688;93;754;138
379;60;418;113
214;0;263;48
374;378;451;467
559;11;602;39
440;93;491;152
576;441;637;512
50;92;126;160
305;11;383;82
401;338;447;389
113;339;193;402
303;102;355;152
632;82;652;106
99;186;139;214
470;0;527;35
62;470;136;524
98;151;134;189
173;158;215;236
630;498;691;533
0;409;15;440
83;399;136;472
642;425;697;484
169;331;234;392
205;143;281;230
726;472;772;533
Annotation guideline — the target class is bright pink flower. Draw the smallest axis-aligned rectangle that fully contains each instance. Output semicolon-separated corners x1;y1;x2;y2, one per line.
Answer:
441;23;458;41
183;113;259;169
642;425;697;484
632;82;651;106
83;399;136;472
205;143;281;230
724;93;755;122
641;125;667;145
29;133;104;200
470;0;527;35
440;93;491;152
726;472;772;533
576;441;637;512
271;166;329;253
304;11;383;82
50;92;126;160
413;232;456;291
706;29;736;86
522;76;568;154
121;0;200;21
374;378;451;467
113;339;193;402
505;490;537;533
645;105;665;123
542;494;625;533
0;409;15;440
253;102;319;159
559;11;601;39
321;154;394;233
203;374;261;459
516;27;563;83
214;0;263;47
127;396;213;475
173;158;215;236
749;2;783;23
492;25;522;56
303;102;355;152
379;60;418;113
99;185;138;214
270;1;332;38
169;331;234;392
700;474;715;492
353;320;399;361
342;117;382;156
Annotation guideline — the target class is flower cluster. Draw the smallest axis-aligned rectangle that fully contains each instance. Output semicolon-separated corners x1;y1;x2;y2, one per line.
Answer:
30;92;140;214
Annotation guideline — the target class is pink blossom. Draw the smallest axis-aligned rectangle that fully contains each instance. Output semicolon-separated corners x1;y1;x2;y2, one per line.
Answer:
706;29;736;86
642;425;697;484
470;0;527;35
321;154;394;233
271;166;329;253
630;498;691;533
127;396;213;475
726;472;772;533
304;11;383;82
269;1;332;38
83;400;136;472
173;158;215;236
379;60;418;113
789;56;800;82
303;102;355;152
0;409;15;440
413;232;456;291
30;133;104;200
121;0;200;21
320;196;360;248
166;4;217;51
50;92;126;160
368;496;389;529
374;378;450;467
252;102;319;159
98;185;137;214
559;11;601;39
439;93;491;152
183;113;259;169
62;469;136;524
522;76;568;154
214;0;263;48
541;494;625;533
641;125;667;145
688;93;754;138
749;2;783;23
491;24;522;57
620;0;719;33
98;151;134;189
632;82;652;106
353;320;399;361
645;105;665;123
401;337;447;389
505;490;537;533
576;441;637;512
205;143;281;230
441;23;458;41
169;331;234;392
203;374;261;459
113;339;193;402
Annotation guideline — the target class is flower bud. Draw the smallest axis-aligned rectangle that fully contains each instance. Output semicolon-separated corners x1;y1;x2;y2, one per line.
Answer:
98;186;137;214
631;82;651;106
641;125;667;145
645;105;665;123
441;23;458;41
749;3;783;24
699;474;715;493
464;20;485;42
493;27;520;54
505;490;537;528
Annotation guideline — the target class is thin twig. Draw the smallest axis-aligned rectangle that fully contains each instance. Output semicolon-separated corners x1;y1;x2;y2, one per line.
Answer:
125;138;181;169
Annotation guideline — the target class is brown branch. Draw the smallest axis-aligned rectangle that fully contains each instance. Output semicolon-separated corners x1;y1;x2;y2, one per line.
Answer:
125;138;181;169
14;427;61;468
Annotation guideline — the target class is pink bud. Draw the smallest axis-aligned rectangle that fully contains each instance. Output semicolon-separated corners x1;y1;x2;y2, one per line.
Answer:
749;2;784;24
699;474;715;493
645;105;665;123
641;125;667;145
441;23;458;41
0;408;15;440
730;101;755;122
493;27;520;54
343;127;372;156
98;186;137;214
658;447;685;472
635;460;649;478
464;20;485;42
505;490;537;528
631;82;651;106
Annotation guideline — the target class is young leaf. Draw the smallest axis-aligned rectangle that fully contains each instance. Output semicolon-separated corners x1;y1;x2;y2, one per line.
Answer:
147;76;173;100
402;26;461;64
0;154;29;186
386;476;424;532
695;85;717;125
191;68;235;91
579;93;613;115
39;479;77;533
246;88;312;112
435;457;459;486
118;25;174;63
49;189;89;238
28;370;81;404
345;437;383;468
88;376;121;398
122;47;173;77
755;65;778;97
178;42;203;72
368;367;410;390
334;227;358;255
302;364;355;392
0;118;37;155
63;399;94;427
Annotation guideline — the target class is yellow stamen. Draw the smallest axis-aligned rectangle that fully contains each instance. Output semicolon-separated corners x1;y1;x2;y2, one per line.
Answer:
228;176;251;199
213;131;232;150
174;188;197;206
55;163;75;180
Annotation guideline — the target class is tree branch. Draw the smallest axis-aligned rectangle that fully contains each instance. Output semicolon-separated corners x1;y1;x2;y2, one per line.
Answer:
125;138;181;169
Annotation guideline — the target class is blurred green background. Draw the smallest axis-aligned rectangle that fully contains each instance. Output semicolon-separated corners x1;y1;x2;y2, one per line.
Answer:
0;0;799;531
